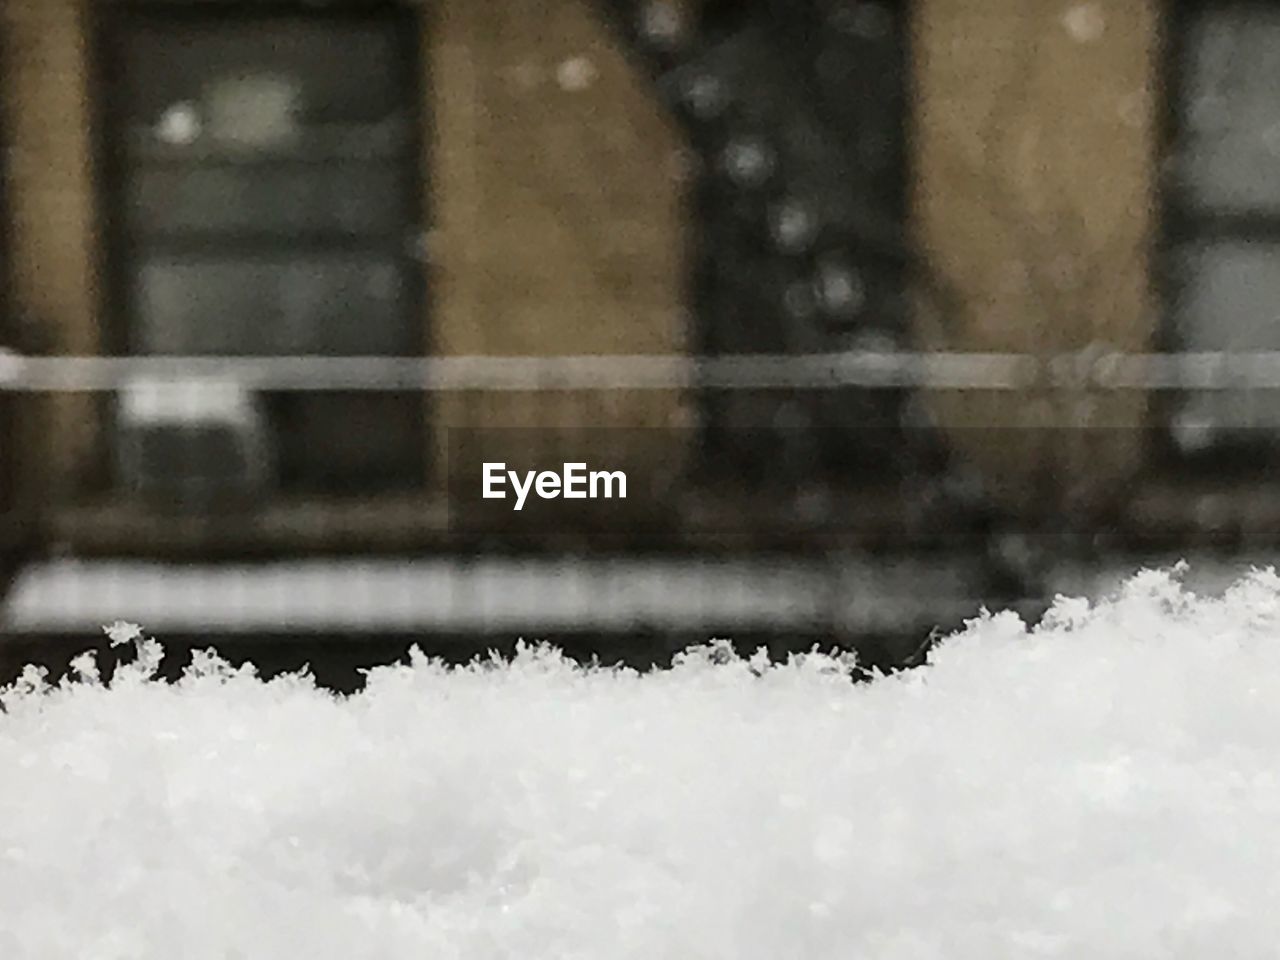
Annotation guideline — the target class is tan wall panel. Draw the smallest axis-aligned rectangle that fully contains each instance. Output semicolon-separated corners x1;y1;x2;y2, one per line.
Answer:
428;0;691;494
3;0;101;501
912;0;1159;515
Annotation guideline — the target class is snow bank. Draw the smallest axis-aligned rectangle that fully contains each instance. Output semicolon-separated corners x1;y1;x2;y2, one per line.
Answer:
3;566;1280;958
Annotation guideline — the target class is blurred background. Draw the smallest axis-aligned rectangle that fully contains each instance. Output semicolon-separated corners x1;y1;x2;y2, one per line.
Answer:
1;0;1278;688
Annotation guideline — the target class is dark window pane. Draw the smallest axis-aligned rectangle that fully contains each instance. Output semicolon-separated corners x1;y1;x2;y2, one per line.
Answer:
134;257;413;357
1175;241;1280;352
138;427;253;486
126;163;407;237
272;393;424;492
120;20;406;127
1181;8;1280;214
1172;241;1280;435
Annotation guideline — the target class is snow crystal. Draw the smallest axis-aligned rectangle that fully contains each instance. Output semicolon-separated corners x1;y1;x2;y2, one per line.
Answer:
1062;3;1106;43
556;56;596;92
103;620;143;648
3;566;1280;957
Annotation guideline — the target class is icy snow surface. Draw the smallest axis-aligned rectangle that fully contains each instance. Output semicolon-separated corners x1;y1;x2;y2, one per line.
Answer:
3;566;1280;958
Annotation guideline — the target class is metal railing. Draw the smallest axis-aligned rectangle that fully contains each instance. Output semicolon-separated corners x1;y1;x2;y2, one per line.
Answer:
7;347;1280;392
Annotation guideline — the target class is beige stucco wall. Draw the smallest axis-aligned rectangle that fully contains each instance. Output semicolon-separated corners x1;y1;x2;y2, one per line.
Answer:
427;0;691;492
430;0;687;361
911;0;1160;517
2;0;101;502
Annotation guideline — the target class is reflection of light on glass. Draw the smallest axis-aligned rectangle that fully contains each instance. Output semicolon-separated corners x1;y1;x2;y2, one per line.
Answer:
156;102;201;145
206;73;301;149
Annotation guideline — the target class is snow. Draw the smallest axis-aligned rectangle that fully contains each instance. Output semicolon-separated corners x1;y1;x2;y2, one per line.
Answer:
1062;3;1106;43
3;565;1280;957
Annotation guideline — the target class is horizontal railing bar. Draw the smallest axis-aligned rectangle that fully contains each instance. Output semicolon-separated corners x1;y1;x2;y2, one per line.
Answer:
4;349;1280;392
0;351;1034;392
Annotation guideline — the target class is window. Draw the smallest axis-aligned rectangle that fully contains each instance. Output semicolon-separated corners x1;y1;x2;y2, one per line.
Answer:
102;4;425;492
1165;2;1280;451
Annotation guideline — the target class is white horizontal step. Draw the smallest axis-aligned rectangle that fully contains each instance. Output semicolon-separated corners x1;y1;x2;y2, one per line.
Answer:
1;556;989;636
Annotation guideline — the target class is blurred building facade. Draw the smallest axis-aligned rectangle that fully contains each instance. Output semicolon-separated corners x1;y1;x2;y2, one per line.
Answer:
0;0;1277;668
4;0;688;552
